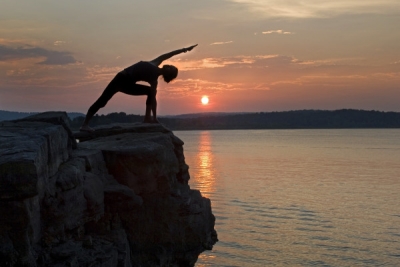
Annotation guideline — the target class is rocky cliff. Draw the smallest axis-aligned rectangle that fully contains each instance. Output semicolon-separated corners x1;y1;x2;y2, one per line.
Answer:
0;112;217;267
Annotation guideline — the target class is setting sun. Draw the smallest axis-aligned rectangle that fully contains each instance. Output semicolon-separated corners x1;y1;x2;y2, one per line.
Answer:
201;96;209;105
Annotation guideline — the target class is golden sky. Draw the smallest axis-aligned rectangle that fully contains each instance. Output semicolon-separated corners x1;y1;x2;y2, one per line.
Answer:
1;0;400;114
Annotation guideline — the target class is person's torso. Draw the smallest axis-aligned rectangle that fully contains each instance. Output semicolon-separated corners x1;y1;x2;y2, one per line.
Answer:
124;61;160;83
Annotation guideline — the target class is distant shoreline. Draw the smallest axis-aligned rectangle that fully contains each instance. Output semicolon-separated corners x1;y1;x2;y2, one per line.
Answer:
69;109;400;131
3;109;400;130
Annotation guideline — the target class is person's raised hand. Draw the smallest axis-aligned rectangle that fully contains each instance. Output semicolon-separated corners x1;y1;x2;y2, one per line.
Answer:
185;44;198;52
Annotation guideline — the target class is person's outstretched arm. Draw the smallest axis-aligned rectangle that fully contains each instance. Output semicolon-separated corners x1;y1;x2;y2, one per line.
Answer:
150;44;197;66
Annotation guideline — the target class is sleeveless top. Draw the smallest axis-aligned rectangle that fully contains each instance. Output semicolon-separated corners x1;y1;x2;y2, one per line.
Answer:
123;61;160;83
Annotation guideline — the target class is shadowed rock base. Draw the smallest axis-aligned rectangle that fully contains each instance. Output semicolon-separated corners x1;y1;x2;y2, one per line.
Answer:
0;112;217;267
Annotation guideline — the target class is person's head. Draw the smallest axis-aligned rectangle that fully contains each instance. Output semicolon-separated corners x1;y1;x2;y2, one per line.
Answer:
162;65;178;83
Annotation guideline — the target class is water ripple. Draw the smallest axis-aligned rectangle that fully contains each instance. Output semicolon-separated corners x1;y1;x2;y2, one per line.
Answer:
179;129;400;267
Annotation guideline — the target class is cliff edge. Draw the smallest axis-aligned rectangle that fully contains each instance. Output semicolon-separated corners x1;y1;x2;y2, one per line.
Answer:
0;112;217;267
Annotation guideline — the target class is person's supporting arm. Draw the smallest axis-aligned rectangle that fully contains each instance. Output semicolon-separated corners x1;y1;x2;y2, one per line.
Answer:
150;44;198;66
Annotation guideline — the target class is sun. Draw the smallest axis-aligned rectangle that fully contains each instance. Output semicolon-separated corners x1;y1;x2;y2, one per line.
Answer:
201;96;209;105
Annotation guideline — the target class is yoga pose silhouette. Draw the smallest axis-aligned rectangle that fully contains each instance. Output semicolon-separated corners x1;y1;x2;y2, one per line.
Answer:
80;44;197;132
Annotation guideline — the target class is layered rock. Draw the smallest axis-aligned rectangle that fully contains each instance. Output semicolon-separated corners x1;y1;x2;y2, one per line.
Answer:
0;112;217;267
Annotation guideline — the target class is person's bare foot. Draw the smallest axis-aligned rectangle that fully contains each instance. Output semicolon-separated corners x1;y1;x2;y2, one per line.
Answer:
79;125;95;133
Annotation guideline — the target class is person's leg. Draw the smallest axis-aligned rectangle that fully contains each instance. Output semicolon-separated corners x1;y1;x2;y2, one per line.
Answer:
148;93;157;123
144;104;152;123
120;83;153;123
80;74;122;132
144;93;154;123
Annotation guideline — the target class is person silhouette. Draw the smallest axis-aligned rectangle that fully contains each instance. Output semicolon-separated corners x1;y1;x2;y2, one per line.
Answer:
80;44;198;132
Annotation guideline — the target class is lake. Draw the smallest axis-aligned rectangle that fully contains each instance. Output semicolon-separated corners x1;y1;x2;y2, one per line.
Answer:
176;129;400;267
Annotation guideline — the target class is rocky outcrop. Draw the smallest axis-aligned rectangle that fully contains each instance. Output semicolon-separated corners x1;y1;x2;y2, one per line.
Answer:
0;112;217;267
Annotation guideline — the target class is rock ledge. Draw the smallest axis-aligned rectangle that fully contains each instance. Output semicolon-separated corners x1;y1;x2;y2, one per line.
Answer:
0;112;217;267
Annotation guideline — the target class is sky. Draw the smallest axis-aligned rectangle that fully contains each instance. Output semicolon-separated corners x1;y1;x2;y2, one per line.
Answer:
1;0;400;115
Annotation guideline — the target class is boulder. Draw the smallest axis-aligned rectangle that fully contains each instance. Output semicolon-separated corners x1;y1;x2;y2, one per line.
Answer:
0;120;70;200
0;112;217;267
16;111;77;149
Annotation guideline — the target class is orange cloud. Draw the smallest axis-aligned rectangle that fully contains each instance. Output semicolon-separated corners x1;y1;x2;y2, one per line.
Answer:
210;41;234;45
168;56;265;71
161;78;243;97
262;30;294;35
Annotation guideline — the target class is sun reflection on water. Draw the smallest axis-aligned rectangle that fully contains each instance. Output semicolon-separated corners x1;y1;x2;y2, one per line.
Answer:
192;131;216;199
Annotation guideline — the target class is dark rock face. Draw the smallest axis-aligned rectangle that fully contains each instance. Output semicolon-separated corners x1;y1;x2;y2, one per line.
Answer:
0;113;217;267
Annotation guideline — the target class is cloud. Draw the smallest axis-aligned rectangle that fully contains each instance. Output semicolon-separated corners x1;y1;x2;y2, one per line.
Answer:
54;41;66;46
84;65;122;83
296;57;365;66
0;44;77;65
210;41;233;45
167;53;400;97
227;0;400;18
171;54;367;76
170;55;266;71
162;78;247;97
262;30;294;35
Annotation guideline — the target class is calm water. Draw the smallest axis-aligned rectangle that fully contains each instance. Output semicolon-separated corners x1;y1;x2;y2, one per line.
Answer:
177;129;400;267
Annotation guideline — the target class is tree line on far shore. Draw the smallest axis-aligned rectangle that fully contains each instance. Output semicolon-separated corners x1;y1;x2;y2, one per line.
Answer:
69;109;400;131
